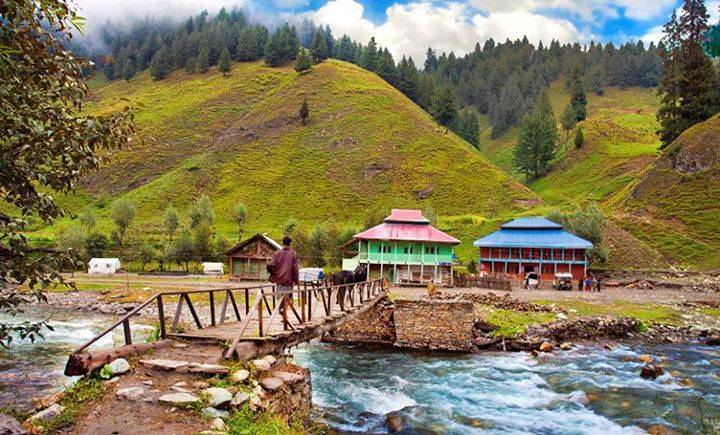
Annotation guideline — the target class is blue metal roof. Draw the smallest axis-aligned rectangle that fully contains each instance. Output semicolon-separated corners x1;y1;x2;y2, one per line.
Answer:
473;218;593;249
501;217;562;229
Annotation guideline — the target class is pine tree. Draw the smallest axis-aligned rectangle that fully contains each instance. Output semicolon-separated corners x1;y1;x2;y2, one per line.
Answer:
514;91;558;180
431;85;458;129
294;48;312;73
376;48;397;85
574;126;585;148
197;46;210;73
360;37;379;72
218;47;231;76
149;46;172;80
310;28;328;63
569;65;587;121
456;110;480;147
122;57;136;82
561;104;577;134
299;97;309;125
397;56;419;102
657;2;720;147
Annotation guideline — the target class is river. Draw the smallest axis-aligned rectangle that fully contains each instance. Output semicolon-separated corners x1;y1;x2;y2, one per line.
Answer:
293;343;720;434
1;310;719;433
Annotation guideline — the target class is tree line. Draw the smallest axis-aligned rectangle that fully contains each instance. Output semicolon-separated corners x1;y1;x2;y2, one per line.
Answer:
80;7;663;151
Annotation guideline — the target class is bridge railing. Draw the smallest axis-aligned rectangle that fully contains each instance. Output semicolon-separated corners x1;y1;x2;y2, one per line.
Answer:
71;279;386;357
72;284;273;355
224;278;385;358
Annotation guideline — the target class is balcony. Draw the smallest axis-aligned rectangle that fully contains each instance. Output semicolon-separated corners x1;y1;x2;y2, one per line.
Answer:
352;252;454;265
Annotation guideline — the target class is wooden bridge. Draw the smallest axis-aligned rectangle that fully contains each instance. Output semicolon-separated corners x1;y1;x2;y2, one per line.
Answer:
65;279;387;375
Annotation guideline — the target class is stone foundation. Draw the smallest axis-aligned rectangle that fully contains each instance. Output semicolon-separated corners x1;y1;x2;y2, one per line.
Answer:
325;297;395;345
326;297;476;352
265;362;312;423
393;299;475;352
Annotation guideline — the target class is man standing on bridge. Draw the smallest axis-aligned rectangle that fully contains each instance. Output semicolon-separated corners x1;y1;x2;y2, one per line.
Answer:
267;236;300;326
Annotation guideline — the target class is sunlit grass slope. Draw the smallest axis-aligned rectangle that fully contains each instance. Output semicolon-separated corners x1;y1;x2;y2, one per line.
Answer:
39;60;539;258
612;115;720;269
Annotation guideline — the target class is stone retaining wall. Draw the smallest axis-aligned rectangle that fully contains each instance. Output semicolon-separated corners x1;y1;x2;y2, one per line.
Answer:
325;297;395;344
393;299;475;352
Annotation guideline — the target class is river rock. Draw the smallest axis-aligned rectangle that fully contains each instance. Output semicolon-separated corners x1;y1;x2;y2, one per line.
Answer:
0;414;27;435
188;363;229;375
140;359;189;371
274;371;304;384
231;369;250;383
559;342;573;350
647;424;675;435
193;381;210;389
262;355;277;365
539;342;554;352
202;407;230;419
248;395;264;411
26;404;65;423
203;387;233;408
108;358;131;375
211;417;229;431
640;364;665;380
252;359;271;371
639;354;654;363
116;386;144;401
231;392;250;406
158;392;200;405
260;377;284;392
385;411;404;433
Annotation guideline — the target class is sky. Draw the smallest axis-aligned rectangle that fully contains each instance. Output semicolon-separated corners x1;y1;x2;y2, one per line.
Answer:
75;0;720;62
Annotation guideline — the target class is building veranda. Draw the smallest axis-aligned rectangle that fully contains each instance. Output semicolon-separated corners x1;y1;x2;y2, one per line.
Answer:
342;209;460;285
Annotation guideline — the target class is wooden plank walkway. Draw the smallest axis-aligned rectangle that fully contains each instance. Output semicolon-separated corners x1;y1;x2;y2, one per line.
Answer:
65;279;387;375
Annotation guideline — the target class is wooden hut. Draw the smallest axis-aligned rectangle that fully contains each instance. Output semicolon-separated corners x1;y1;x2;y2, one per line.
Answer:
225;234;282;281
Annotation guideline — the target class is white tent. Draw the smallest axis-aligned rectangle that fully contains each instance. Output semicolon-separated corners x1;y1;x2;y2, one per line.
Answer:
202;262;224;275
88;258;121;274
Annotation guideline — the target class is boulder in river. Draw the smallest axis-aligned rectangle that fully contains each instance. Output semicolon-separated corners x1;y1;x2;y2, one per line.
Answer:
640;364;665;380
559;342;573;350
539;342;554;352
646;424;675;435
385;411;404;433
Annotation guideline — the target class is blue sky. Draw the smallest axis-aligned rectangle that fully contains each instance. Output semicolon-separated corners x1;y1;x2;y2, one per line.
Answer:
78;0;720;61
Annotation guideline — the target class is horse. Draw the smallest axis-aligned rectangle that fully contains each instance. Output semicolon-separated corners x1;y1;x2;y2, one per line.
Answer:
327;264;367;305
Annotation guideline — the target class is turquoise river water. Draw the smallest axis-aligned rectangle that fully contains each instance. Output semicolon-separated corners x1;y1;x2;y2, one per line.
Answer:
1;309;719;434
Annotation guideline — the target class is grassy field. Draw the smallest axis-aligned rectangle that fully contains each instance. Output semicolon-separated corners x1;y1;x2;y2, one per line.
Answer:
25;60;539;262
611;115;720;269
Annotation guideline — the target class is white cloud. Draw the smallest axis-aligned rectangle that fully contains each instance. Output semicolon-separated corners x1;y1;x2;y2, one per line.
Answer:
312;1;582;62
469;0;676;21
472;10;579;44
640;1;720;43
312;0;376;43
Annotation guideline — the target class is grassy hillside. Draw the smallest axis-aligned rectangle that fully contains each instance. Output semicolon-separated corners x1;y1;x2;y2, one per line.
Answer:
612;115;720;269
32;60;538;259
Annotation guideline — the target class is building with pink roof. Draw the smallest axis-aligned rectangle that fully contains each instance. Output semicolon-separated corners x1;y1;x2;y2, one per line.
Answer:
342;209;460;285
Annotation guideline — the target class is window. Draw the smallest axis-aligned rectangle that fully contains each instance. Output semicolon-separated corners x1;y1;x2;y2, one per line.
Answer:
377;245;391;253
403;246;414;254
425;246;436;255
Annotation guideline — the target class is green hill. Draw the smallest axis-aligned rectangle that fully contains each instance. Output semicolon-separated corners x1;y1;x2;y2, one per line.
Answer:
612;115;720;269
36;60;538;257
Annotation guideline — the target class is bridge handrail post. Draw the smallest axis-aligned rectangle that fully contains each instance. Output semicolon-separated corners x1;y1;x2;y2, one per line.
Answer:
157;295;166;339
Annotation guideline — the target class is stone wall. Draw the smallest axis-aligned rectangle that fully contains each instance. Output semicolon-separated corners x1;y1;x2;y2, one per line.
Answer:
393;299;475;352
325;297;395;345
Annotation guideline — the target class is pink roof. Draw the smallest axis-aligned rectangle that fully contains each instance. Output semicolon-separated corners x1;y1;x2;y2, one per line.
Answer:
385;209;429;223
354;210;461;245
